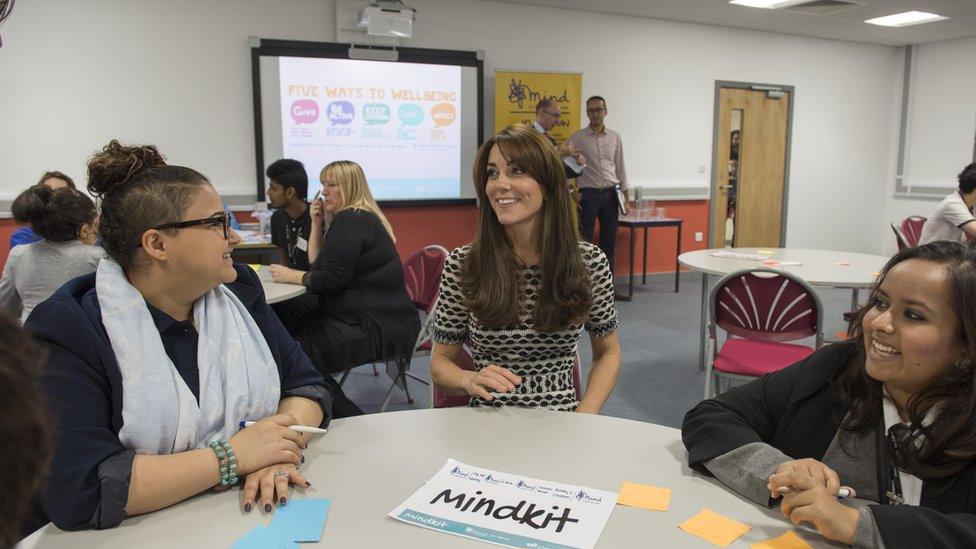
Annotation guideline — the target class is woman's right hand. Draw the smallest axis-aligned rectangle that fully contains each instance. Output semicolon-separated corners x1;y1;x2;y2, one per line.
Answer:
768;458;842;500
228;414;307;477
309;198;325;227
461;365;521;401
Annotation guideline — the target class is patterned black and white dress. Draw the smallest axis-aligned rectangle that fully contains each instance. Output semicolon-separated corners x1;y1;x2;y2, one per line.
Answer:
431;241;619;411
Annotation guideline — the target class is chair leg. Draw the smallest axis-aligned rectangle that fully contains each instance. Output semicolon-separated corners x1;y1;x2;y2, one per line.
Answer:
379;378;399;412
405;372;430;385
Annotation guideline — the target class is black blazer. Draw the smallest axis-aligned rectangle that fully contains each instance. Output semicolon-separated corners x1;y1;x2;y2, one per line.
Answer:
682;341;976;548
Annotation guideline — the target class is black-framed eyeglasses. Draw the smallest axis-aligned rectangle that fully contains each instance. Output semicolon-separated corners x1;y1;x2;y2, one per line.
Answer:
543;110;561;117
152;212;232;239
586;107;606;114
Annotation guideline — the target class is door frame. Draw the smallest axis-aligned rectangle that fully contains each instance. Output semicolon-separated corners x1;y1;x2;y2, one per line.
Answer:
708;80;796;247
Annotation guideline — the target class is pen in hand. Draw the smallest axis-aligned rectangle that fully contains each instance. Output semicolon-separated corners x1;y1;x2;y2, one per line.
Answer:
775;486;852;499
238;421;327;434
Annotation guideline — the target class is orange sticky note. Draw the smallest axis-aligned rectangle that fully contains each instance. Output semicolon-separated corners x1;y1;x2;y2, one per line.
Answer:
678;508;751;547
617;481;671;511
750;530;812;549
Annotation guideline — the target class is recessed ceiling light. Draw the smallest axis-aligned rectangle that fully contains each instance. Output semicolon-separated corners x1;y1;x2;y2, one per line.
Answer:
865;11;947;27
729;0;793;8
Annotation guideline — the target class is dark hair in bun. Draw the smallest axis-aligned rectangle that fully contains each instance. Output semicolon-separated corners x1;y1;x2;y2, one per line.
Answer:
9;184;97;242
87;139;210;270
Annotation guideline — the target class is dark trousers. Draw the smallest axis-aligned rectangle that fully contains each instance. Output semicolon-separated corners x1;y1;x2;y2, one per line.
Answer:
579;187;619;273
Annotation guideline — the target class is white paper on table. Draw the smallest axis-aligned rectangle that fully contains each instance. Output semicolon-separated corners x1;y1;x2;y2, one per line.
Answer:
389;459;617;549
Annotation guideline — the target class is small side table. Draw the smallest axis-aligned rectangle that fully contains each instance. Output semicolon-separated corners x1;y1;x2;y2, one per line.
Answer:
616;215;683;300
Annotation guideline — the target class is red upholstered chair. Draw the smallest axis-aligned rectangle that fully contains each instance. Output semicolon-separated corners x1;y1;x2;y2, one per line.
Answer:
705;268;823;398
402;245;449;364
431;350;583;408
891;223;910;251
900;216;926;247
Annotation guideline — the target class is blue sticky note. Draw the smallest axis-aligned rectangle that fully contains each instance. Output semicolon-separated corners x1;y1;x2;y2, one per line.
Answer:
233;525;298;549
268;498;332;542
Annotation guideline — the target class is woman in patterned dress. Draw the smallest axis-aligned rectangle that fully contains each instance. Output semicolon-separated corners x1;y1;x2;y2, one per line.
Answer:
430;124;621;412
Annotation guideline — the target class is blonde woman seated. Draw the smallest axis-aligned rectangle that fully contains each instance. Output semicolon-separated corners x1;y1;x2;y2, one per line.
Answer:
268;161;419;414
430;124;621;412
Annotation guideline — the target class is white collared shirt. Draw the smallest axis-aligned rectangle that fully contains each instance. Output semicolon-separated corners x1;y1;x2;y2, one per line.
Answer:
881;395;933;506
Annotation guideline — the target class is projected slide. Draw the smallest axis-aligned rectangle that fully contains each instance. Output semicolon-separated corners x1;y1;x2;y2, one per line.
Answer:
279;57;462;201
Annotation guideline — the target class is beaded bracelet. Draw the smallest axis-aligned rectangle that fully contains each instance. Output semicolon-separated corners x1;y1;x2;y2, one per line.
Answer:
208;439;239;486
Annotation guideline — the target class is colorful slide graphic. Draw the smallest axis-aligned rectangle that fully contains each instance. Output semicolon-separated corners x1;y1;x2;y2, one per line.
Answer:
279;57;462;200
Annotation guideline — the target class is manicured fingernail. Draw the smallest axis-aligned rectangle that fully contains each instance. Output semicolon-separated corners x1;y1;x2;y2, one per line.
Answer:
301;455;305;463
305;481;312;487
244;503;252;513
264;503;272;513
280;497;287;506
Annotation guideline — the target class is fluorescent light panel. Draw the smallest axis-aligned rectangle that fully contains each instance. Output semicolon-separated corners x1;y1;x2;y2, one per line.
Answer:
729;0;793;7
865;11;947;27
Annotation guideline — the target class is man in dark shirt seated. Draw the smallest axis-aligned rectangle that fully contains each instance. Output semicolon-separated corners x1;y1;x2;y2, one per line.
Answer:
267;159;313;270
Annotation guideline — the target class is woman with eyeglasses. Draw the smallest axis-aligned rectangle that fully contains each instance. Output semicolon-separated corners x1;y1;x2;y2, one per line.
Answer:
25;140;332;530
0;184;102;323
682;241;976;548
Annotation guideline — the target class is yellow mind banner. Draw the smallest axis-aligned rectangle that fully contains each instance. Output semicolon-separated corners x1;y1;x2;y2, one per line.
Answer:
494;71;582;145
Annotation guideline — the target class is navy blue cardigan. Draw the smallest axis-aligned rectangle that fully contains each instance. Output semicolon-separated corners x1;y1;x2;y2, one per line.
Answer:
24;264;332;530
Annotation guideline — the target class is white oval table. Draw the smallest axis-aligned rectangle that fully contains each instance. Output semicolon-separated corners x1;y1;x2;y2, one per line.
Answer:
21;408;847;548
679;248;891;370
256;266;306;304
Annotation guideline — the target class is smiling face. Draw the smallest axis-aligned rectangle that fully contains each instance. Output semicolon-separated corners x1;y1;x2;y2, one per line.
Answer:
485;144;544;236
862;258;964;402
163;185;242;290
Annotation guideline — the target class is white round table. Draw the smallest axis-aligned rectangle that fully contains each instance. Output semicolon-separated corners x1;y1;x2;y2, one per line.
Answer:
256;267;307;304
679;248;890;370
21;408;846;548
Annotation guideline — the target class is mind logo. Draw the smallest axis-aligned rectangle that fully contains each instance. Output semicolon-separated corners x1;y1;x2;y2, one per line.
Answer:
398;103;424;126
290;99;319;125
362;103;391;125
431;103;456;127
326;101;355;125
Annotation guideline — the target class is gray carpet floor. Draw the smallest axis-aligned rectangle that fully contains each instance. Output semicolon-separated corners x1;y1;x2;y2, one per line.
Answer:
338;272;858;428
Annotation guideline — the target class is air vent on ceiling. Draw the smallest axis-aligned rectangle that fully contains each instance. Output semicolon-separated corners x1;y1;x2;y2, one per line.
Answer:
785;0;861;15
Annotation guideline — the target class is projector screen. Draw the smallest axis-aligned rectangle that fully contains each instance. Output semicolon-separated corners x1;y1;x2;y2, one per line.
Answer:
253;40;483;205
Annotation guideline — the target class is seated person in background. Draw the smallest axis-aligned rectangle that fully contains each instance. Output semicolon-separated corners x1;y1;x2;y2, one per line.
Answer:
266;158;312;270
9;171;76;248
269;161;419;402
430;124;621;412
0;310;53;547
26;140;331;530
0;184;103;322
918;162;976;244
682;240;976;548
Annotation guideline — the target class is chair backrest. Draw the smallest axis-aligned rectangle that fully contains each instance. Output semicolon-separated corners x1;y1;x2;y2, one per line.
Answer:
402;245;449;313
891;222;909;251
431;351;584;408
709;268;823;346
901;216;926;247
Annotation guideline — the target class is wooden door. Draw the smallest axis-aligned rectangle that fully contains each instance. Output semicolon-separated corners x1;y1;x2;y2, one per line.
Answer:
710;87;790;248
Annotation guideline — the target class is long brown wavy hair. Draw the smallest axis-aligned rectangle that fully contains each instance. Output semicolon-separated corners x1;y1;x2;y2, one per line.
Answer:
839;240;976;479
461;124;591;332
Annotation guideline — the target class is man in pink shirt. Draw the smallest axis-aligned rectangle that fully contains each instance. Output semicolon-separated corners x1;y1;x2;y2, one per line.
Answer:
569;96;627;286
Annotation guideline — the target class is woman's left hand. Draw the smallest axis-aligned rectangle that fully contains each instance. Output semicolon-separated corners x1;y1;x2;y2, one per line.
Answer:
241;463;310;514
269;264;305;285
769;470;859;545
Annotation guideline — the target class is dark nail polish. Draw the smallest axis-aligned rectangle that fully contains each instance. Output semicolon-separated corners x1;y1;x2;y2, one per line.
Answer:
264;503;272;513
305;481;312;487
301;455;305;463
244;503;252;513
280;497;287;506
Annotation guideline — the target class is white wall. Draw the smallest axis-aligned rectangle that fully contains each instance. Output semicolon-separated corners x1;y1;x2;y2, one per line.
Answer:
881;36;976;255
1;0;908;253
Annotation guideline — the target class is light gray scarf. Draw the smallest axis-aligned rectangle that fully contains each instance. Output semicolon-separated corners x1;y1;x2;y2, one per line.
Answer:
96;259;280;455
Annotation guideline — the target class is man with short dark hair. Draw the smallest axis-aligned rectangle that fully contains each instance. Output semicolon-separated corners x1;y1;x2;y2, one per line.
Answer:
569;96;628;286
919;163;976;245
266;159;312;269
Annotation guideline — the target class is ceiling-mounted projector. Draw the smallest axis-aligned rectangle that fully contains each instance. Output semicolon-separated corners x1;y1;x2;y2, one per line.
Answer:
359;1;417;38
